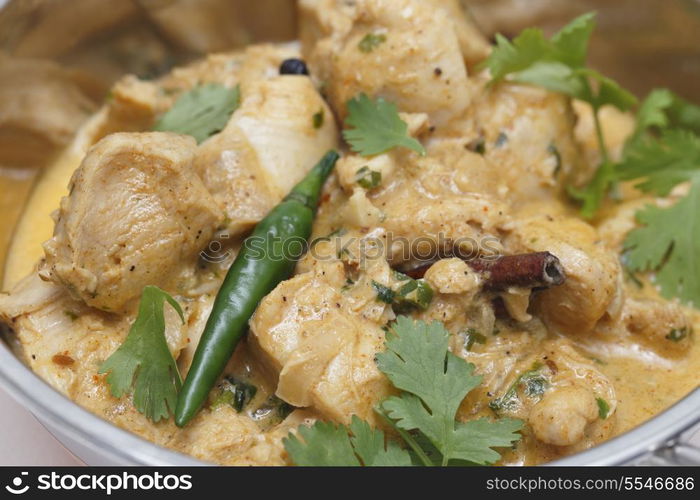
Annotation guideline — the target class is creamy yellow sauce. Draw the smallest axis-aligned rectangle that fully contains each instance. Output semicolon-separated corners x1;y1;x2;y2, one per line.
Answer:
2;109;110;289
587;337;700;435
0;167;37;286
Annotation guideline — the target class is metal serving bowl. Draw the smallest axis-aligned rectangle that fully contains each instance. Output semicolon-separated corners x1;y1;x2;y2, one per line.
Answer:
0;0;699;465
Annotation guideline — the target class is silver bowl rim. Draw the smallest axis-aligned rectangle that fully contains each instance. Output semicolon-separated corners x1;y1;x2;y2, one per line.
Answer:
0;336;698;465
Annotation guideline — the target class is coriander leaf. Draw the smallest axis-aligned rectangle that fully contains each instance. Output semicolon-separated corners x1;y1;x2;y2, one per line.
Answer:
283;421;360;466
98;286;184;422
343;93;425;156
510;61;586;97
484;30;552;81
480;12;638;217
482;13;595;78
617;130;700;196
633;89;675;137
550;12;596;67
377;317;522;465
348;416;412;466
668;94;700;134
154;83;240;143
450;418;524;465
377;317;480;414
623;182;700;306
358;33;387;53
283;416;412;466
629;89;700;148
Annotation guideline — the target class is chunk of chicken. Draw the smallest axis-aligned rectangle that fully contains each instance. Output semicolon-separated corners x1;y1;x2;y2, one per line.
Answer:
193;57;338;236
249;261;391;425
299;0;472;125
506;210;624;334
572;100;635;181
92;75;166;142
440;81;586;205
622;296;694;356
168;404;315;466
526;339;616;448
42;132;223;312
460;332;615;448
430;0;491;68
528;386;598;447
423;258;481;295
334;149;509;265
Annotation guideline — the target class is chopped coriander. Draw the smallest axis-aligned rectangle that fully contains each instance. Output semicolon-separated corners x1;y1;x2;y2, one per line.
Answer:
154;83;240;143
596;397;610;419
462;328;487;351
327;227;348;238
343;93;426;156
211;376;257;412
312;109;324;129
371;274;434;312
64;310;78;321
495;132;509;148
98;286;184;423
393;279;434;312
310;227;347;247
489;363;548;415
358;33;387;53
666;327;690;342
392;269;412;282
371;281;396;304
522;372;547;397
548;142;562;177
467;137;486;155
355;166;382;189
341;278;355;292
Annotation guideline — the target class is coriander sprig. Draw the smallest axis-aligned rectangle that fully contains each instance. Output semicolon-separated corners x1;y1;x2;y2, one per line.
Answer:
482;12;700;305
619;130;700;306
99;286;184;422
283;317;522;466
480;12;637;217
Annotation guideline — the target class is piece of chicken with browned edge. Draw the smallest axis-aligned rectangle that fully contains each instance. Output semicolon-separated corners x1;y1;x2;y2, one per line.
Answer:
41;132;223;313
299;0;477;126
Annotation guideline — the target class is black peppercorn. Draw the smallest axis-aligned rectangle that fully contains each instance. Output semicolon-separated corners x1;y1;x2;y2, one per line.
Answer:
279;58;310;76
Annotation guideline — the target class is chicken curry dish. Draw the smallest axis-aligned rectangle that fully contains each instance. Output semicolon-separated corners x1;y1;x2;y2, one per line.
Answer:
1;0;700;466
